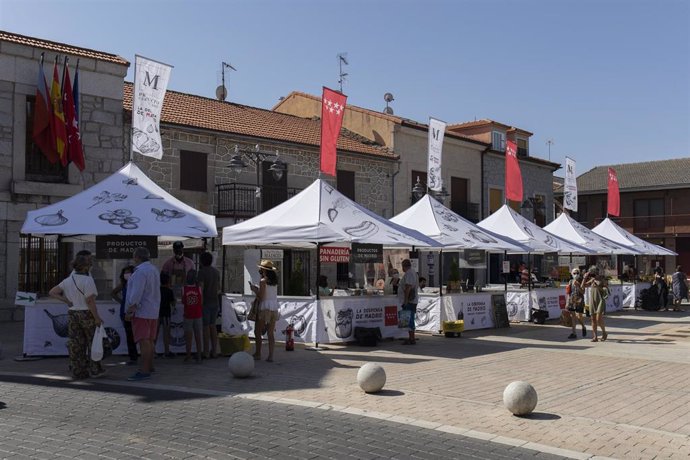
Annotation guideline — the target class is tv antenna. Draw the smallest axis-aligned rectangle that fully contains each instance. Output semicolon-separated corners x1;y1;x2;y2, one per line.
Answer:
383;92;395;114
545;138;555;161
337;52;348;92
216;61;236;101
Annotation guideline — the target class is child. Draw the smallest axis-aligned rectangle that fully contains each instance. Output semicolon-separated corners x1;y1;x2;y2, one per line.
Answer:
182;269;203;363
158;272;176;358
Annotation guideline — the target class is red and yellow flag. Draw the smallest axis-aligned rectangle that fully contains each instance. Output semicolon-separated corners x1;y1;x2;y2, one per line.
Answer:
32;57;58;163
50;61;68;166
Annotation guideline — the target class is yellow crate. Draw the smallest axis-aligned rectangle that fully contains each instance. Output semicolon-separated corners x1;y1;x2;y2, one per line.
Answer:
442;320;464;337
218;335;250;356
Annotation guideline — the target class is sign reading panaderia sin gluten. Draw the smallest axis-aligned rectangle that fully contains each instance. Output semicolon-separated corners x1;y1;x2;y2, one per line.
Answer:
351;243;383;263
96;235;158;259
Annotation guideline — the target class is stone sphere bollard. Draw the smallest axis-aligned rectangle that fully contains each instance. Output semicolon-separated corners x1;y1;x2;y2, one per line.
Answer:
357;362;386;393
228;351;254;378
503;381;538;415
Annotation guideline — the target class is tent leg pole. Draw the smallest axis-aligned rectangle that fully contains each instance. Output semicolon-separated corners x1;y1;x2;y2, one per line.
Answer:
306;242;328;351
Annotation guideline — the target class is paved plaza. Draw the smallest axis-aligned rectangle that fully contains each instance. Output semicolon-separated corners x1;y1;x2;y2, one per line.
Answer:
1;307;689;459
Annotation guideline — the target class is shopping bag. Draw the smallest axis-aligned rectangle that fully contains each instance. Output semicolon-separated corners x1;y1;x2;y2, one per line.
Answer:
247;297;260;322
559;311;573;328
398;309;411;329
91;325;106;361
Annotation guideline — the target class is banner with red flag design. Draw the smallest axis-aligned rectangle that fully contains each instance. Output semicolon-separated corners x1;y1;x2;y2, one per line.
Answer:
607;167;620;217
505;139;523;202
319;87;347;176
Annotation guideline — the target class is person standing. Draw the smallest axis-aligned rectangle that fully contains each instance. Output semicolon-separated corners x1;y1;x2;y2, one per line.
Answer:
197;251;221;359
399;259;419;345
585;267;608;342
671;265;687;312
161;241;195;299
49;254;105;379
565;268;587;339
158;272;176;358
182;269;203;363
653;267;669;311
111;265;137;365
250;260;280;362
125;247;161;381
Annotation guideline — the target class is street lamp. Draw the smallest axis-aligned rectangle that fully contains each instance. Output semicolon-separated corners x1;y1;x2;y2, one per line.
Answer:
411;176;426;202
431;186;449;204
227;144;288;214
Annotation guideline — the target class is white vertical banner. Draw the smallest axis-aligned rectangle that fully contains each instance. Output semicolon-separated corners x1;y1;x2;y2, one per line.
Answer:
564;156;578;212
132;55;173;160
427;117;447;192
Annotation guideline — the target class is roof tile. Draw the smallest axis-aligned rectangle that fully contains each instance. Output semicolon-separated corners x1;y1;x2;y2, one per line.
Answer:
123;83;394;159
577;158;690;192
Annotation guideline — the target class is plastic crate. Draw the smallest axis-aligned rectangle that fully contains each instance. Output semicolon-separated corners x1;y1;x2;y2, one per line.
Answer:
218;335;249;356
442;320;464;337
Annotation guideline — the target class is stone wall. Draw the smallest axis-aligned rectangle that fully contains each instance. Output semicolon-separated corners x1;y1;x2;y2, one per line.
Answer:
0;40;128;315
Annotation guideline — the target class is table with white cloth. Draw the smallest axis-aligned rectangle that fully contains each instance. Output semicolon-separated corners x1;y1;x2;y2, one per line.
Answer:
23;299;193;356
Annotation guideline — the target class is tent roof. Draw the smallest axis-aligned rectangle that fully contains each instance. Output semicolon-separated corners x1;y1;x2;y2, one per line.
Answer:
21;162;217;239
592;218;677;256
390;194;529;252
544;213;641;255
477;205;594;254
222;179;440;248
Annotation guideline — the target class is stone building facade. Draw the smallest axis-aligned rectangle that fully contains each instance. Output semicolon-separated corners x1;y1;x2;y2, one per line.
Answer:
0;31;129;316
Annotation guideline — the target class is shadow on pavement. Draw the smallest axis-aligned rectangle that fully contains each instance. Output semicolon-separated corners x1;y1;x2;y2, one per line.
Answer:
517;412;561;421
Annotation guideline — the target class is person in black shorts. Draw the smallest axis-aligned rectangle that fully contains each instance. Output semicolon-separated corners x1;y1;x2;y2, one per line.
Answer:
158;272;176;357
566;268;586;339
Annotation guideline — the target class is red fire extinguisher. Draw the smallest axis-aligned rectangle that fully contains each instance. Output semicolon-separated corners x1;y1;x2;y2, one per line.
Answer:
285;323;295;351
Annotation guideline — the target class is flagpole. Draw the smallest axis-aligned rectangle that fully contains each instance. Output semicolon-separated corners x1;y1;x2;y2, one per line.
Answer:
130;56;137;164
74;58;85;188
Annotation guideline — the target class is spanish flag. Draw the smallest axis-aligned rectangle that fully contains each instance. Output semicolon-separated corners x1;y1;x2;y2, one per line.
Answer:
50;60;68;166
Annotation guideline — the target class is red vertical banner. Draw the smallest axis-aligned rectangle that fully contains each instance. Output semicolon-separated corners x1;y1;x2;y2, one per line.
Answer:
320;87;347;176
607;167;620;217
505;139;523;202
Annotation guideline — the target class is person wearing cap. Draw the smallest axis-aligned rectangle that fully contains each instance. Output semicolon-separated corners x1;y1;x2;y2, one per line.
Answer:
161;241;195;299
565;268;586;339
249;260;280;362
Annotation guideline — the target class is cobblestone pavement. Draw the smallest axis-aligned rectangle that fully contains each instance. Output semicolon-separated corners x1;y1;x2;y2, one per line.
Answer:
0;374;568;460
1;307;689;459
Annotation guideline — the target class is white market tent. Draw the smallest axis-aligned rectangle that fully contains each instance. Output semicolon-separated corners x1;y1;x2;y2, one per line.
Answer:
222;179;439;248
544;213;641;255
21;162;218;240
390;194;529;252
592;218;677;256
477;205;594;254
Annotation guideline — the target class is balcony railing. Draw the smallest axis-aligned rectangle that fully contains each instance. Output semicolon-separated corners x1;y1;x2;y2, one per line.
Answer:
216;182;302;218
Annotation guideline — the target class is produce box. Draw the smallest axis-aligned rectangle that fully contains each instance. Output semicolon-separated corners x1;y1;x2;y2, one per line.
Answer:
218;334;250;356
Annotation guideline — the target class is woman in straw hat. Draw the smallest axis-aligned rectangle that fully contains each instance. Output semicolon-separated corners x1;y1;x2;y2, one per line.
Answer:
250;260;280;362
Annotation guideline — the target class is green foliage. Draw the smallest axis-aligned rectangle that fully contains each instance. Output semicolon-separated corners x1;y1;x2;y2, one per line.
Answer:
448;257;461;282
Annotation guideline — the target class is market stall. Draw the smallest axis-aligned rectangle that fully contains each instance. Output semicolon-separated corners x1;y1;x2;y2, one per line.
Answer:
20;161;218;356
221;179;439;344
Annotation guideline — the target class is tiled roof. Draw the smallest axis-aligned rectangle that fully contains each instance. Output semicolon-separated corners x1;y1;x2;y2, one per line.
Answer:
577;158;690;193
0;30;129;66
274;91;486;146
123;83;395;159
553;176;564;193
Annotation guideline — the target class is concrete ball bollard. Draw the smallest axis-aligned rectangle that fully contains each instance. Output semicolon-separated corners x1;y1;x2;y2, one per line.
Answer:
503;381;538;415
357;362;386;393
228;351;254;378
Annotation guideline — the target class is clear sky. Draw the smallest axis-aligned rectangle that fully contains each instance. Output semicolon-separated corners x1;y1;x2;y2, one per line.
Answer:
2;0;688;175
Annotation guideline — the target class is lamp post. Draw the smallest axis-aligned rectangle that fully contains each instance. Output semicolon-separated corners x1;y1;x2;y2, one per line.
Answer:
411;176;426;203
228;144;288;215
